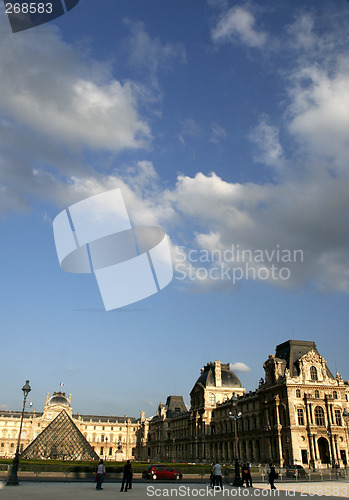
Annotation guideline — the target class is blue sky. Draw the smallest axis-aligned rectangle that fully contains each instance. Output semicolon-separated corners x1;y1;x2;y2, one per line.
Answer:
1;0;349;418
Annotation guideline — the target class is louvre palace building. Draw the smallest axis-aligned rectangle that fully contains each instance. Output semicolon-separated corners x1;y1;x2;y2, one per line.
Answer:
1;340;349;468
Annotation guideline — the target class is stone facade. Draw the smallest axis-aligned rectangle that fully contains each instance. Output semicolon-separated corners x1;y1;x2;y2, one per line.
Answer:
135;340;349;467
0;392;139;461
1;340;349;467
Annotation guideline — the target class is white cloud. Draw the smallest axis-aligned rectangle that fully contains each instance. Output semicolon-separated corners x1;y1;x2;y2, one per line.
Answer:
230;362;251;373
1;8;349;298
123;19;186;87
212;6;267;48
250;117;284;170
178;118;203;146
287;65;349;170
0;24;150;152
209;123;227;145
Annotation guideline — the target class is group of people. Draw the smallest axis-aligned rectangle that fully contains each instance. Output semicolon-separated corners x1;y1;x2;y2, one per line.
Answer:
96;459;278;491
210;461;278;490
95;459;133;492
209;461;223;488
210;461;252;489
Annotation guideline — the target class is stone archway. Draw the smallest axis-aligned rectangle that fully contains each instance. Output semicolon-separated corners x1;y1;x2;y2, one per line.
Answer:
318;437;330;464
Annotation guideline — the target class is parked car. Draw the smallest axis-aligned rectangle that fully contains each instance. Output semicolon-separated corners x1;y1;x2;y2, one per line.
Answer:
142;464;182;480
285;465;307;478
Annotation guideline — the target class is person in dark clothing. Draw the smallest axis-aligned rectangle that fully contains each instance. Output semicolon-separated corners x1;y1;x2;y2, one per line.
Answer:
241;464;248;487
246;463;253;487
241;463;252;487
210;461;216;488
268;463;277;490
120;460;133;492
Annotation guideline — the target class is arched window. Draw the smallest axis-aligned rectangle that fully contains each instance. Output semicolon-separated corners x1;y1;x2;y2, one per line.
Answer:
310;366;318;381
296;389;301;398
101;434;105;442
315;390;320;399
210;393;216;406
314;406;325;426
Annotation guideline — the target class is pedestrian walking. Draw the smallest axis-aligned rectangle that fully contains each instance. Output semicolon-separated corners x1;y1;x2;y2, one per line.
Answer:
268;463;277;490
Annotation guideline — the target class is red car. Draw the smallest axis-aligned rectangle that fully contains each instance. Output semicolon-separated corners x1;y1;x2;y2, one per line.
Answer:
143;465;182;480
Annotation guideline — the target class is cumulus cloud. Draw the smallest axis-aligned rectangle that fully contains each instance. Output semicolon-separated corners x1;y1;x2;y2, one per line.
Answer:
211;6;267;48
0;15;152;214
0;23;150;152
230;362;251;373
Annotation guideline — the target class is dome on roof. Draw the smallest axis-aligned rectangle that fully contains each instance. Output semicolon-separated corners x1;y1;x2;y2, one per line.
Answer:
195;362;242;389
48;392;70;407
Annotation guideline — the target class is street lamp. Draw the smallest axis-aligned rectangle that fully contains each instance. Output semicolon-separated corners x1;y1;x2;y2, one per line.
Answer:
343;409;349;466
105;437;108;461
228;393;243;486
6;380;31;486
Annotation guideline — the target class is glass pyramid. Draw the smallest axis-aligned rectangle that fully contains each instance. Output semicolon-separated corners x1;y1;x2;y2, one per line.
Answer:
21;410;99;461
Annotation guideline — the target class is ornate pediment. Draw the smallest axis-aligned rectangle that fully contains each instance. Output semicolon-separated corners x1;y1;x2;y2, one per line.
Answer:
297;349;331;382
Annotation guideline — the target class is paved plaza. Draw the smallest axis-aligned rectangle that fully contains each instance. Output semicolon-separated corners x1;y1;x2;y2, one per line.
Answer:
0;481;348;499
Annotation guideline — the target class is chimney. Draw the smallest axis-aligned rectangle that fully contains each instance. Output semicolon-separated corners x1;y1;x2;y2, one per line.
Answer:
214;360;222;387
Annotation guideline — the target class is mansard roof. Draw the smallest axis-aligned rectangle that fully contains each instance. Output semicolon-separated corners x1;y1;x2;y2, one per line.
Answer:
275;340;334;378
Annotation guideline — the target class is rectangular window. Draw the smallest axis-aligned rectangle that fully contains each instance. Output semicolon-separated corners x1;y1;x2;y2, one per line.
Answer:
334;409;342;426
297;408;305;426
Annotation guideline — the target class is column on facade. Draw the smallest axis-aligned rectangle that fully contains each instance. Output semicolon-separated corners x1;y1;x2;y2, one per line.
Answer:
325;397;335;465
304;395;315;467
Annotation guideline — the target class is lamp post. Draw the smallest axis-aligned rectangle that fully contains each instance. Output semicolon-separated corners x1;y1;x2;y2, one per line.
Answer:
343;409;349;466
105;437;108;461
228;393;243;486
6;380;31;486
